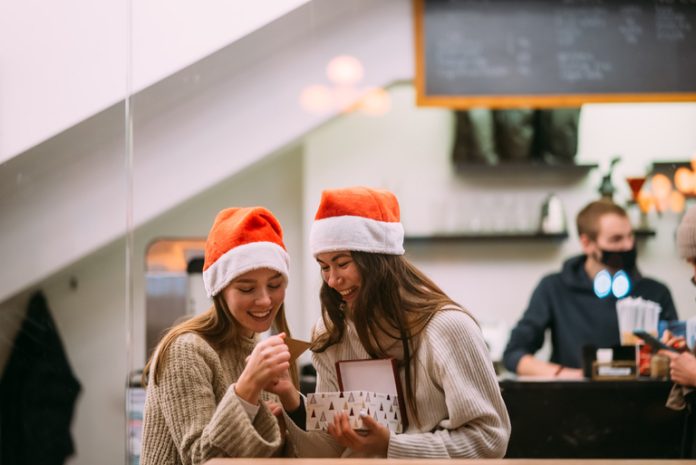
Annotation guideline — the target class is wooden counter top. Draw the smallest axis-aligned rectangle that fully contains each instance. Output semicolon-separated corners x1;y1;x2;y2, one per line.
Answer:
205;460;692;465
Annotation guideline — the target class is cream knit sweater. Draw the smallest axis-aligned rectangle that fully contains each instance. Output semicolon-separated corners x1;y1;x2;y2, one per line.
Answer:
141;332;284;465
285;308;511;458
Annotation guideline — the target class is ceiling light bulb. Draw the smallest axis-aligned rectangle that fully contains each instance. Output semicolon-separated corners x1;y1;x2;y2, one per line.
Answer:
359;88;391;116
326;55;364;86
299;85;334;113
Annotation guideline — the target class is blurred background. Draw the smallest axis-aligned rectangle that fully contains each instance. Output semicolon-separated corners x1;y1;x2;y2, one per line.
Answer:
2;1;696;464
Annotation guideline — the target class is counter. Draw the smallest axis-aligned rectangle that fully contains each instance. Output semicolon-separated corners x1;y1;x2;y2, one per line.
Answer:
205;460;691;465
219;377;686;460
501;379;685;458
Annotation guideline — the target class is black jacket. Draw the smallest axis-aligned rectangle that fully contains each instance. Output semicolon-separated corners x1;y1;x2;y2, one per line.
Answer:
0;292;81;465
503;255;678;372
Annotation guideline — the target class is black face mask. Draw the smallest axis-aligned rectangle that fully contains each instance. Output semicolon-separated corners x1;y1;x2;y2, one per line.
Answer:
599;246;637;271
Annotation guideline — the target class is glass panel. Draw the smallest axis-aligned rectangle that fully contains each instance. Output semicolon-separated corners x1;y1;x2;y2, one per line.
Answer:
0;0;132;464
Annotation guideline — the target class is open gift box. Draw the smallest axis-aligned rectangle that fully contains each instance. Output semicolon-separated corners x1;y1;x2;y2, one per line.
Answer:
305;358;407;433
306;390;403;433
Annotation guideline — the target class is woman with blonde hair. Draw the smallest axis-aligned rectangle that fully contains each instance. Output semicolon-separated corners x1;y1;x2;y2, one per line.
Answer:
141;207;299;464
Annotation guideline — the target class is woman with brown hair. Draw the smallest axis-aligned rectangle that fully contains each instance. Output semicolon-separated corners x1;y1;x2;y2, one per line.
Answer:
272;186;510;458
140;207;299;465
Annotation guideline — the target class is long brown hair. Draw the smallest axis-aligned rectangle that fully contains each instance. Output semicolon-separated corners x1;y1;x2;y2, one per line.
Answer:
143;295;299;389
312;252;462;426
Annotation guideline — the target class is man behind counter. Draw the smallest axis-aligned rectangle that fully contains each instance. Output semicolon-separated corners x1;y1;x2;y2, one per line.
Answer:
503;200;678;378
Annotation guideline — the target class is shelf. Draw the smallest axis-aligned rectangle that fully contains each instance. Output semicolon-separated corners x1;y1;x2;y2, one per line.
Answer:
404;231;568;242
651;161;689;173
454;161;598;176
634;228;656;238
649;161;696;199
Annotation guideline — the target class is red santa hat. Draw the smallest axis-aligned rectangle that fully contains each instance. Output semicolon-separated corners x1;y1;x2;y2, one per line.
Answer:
203;207;289;297
310;186;405;256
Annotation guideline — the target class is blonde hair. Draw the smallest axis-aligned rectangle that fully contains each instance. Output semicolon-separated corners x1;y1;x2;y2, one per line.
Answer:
143;295;298;389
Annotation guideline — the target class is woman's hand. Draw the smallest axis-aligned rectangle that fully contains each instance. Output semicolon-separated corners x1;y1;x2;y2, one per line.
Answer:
264;369;301;412
660;329;688;352
235;334;290;405
266;401;287;444
327;411;390;456
659;350;696;387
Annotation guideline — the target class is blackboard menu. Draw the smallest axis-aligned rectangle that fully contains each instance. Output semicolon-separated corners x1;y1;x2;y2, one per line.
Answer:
414;0;696;108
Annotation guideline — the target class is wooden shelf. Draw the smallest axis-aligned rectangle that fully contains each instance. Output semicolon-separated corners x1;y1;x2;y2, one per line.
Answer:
651;161;689;172
404;231;568;242
634;228;656;238
454;162;597;176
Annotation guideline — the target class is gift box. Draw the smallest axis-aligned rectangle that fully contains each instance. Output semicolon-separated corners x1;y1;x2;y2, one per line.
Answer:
306;358;407;433
306;390;403;433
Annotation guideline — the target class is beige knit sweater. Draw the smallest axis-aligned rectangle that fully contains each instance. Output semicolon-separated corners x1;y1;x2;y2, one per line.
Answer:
141;332;284;465
285;308;511;458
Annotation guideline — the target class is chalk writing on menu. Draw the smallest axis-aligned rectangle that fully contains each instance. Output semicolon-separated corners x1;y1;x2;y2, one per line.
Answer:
422;0;696;97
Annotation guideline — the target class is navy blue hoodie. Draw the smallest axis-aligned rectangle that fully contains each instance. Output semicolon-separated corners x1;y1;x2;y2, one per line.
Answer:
503;255;678;372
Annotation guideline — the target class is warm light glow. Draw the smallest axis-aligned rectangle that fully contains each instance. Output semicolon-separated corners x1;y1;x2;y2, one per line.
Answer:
146;239;206;272
332;86;360;113
637;191;654;214
691;153;696;172
358;88;391;116
650;173;673;201
326;55;364;86
675;167;695;193
299;85;334;113
669;191;686;213
655;195;670;213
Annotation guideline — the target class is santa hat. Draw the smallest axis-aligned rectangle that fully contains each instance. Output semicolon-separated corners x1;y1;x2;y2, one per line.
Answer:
677;205;696;260
203;207;289;297
310;187;405;256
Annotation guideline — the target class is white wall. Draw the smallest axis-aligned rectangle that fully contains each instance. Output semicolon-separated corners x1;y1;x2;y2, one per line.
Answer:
0;0;413;306
13;146;303;465
304;83;696;360
0;0;308;162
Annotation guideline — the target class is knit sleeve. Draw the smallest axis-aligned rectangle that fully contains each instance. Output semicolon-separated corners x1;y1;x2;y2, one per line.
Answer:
150;334;281;463
282;347;346;458
387;310;510;458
